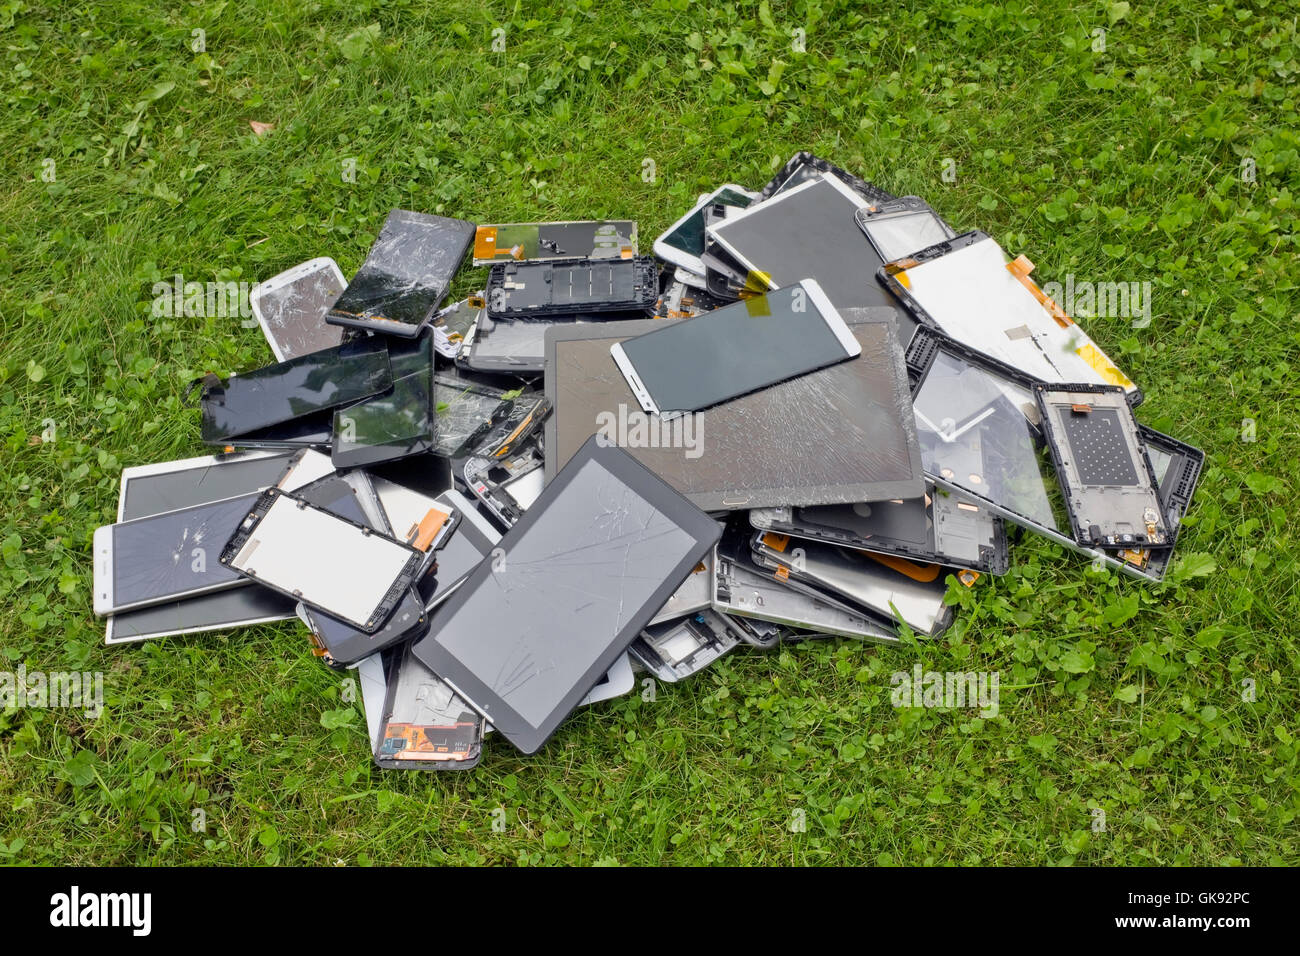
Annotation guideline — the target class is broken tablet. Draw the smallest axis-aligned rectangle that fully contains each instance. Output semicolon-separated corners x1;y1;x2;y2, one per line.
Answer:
325;209;475;338
545;311;925;511
411;436;722;754
610;280;862;416
473;220;637;265
221;487;425;632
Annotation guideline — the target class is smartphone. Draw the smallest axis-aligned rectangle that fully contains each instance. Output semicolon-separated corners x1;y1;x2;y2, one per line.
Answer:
325;209;476;338
653;185;756;275
93;493;263;616
610;279;861;416
249;257;347;362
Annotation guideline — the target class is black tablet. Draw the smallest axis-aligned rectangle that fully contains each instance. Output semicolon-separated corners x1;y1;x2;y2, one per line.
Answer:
412;436;721;754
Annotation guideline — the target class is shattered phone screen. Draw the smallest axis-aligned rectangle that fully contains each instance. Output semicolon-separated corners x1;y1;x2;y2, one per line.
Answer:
105;493;261;611
326;210;474;336
201;336;392;443
253;261;345;362
413;439;720;754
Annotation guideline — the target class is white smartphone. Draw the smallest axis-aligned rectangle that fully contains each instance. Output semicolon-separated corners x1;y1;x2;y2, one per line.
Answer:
653;184;757;276
92;493;264;616
250;256;347;362
609;279;861;417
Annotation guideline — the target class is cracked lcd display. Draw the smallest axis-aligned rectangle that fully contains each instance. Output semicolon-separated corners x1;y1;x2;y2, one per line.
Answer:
106;451;300;643
93;493;263;615
411;437;721;754
545;311;924;511
326;209;475;338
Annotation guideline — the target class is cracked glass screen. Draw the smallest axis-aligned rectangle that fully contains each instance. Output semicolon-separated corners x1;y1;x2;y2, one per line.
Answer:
331;334;436;468
547;313;924;511
326;210;474;336
707;175;896;312
103;493;261;611
913;346;1069;535
614;282;860;414
854;203;956;262
413;444;716;752
892;234;1135;393
200;336;392;443
253;259;346;362
432;371;525;458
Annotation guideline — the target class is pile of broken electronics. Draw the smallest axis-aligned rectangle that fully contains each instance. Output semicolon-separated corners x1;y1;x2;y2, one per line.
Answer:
92;152;1204;768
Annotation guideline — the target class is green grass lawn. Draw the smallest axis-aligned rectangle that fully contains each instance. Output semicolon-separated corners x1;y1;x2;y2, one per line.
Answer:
1;0;1297;865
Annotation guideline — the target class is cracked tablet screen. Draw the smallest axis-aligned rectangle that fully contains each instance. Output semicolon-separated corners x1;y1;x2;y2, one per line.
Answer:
419;457;699;729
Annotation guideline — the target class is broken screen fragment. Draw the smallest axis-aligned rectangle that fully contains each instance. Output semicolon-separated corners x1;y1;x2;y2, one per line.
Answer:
325;209;475;337
250;257;346;362
473;220;637;265
411;437;722;754
221;487;424;632
880;231;1138;399
854;196;957;263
